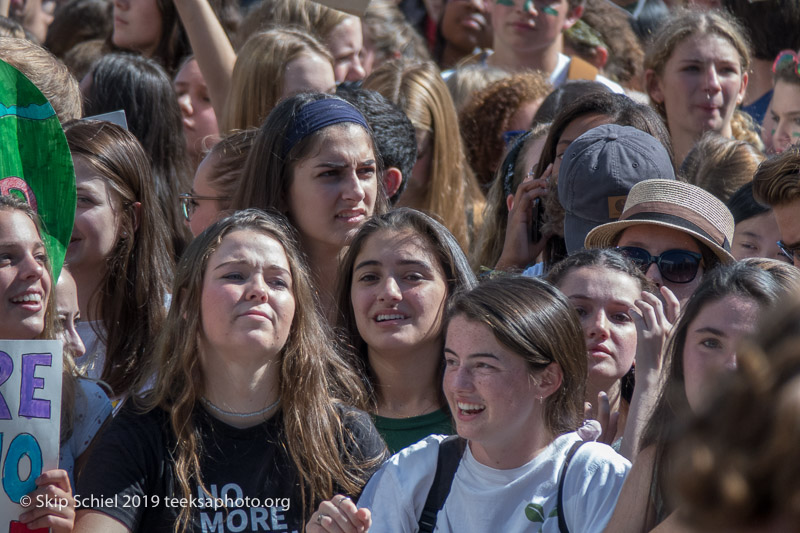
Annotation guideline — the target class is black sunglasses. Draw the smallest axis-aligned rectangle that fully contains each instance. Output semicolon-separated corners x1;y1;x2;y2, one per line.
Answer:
617;246;703;284
777;240;800;263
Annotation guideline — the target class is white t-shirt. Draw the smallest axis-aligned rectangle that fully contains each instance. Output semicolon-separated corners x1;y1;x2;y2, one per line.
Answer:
358;431;630;532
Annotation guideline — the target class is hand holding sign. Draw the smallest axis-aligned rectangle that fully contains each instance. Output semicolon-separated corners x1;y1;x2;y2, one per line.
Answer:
17;469;75;533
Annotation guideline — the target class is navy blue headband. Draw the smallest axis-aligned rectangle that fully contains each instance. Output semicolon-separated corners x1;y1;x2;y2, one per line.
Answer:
283;99;370;157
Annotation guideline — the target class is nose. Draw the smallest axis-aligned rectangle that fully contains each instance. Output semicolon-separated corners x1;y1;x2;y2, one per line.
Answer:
725;351;737;371
644;262;663;288
341;172;367;203
114;0;128;10
447;364;474;394
773;121;792;153
247;276;268;302
521;0;538;15
345;56;366;82
587;311;609;340
377;276;402;302
177;93;193;118
20;253;45;282
66;327;86;358
704;65;722;94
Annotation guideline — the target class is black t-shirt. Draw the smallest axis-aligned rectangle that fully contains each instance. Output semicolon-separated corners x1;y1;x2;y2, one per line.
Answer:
76;403;387;533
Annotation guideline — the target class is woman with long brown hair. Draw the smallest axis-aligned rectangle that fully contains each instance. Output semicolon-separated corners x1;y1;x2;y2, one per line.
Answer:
74;209;387;533
64;120;173;401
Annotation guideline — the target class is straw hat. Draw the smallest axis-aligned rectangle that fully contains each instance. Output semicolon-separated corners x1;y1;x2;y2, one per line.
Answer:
584;179;735;264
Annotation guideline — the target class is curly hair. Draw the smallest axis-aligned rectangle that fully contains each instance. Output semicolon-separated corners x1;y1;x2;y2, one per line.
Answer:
460;71;552;190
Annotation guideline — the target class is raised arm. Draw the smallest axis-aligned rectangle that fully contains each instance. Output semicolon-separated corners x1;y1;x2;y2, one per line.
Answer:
620;287;679;460
173;0;237;127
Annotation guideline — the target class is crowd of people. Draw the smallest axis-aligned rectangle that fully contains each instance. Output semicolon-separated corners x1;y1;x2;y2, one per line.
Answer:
2;0;800;531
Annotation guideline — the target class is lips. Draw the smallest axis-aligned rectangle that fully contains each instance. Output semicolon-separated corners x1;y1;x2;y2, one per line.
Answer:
10;292;42;304
374;312;409;323
240;308;271;320
455;400;486;420
335;208;366;223
462;13;486;30
588;344;612;358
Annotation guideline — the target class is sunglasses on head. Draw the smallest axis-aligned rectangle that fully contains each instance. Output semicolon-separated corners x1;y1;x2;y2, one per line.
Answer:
772;50;800;77
617;246;703;284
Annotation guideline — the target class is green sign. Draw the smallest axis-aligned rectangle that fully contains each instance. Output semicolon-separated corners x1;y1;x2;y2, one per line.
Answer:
0;59;75;281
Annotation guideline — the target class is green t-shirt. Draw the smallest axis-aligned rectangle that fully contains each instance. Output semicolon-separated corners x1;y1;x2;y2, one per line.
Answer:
373;408;454;455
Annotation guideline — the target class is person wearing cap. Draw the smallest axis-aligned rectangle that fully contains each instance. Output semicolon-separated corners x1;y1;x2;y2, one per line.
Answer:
752;147;800;267
585;179;736;304
558;124;676;255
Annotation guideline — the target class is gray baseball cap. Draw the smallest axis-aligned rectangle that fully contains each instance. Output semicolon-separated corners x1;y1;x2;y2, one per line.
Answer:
558;124;676;253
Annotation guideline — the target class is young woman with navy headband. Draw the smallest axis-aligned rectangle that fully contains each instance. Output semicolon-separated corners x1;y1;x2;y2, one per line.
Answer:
231;93;388;317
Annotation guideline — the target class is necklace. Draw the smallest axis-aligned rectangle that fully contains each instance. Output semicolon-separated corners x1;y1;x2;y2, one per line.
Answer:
201;396;281;418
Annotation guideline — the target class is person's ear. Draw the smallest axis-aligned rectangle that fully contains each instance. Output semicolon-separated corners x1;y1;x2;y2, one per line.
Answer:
506;193;515;213
590;46;608;70
131;201;142;232
538;362;564;399
563;4;584;30
645;69;664;105
383;167;403;200
736;70;749;105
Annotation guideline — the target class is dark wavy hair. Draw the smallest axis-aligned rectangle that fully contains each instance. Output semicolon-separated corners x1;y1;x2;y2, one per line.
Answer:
335;207;478;409
83;53;191;260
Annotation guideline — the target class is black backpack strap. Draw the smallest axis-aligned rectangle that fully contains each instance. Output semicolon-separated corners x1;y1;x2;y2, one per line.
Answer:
557;440;587;533
417;435;467;533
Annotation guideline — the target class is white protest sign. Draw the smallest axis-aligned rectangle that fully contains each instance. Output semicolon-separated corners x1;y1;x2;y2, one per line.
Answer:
312;0;371;17
0;340;62;531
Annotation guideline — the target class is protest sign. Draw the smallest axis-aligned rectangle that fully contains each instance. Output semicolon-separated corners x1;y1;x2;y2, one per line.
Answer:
0;340;62;530
0;60;76;281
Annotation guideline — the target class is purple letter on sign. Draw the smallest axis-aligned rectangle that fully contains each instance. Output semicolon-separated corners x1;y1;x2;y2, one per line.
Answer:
19;353;51;419
0;351;12;419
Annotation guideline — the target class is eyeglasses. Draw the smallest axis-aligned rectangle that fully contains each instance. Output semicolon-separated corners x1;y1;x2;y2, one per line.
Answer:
617;246;703;284
777;240;800;263
179;193;228;222
772;50;800;77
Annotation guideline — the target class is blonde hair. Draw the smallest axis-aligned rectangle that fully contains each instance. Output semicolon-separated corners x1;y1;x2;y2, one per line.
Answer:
221;27;333;133
238;0;348;47
141;209;378;532
645;9;758;147
363;59;485;252
680;132;764;203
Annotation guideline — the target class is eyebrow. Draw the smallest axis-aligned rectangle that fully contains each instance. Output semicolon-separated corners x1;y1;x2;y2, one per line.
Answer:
693;326;726;337
569;294;634;307
739;231;761;239
443;348;500;361
354;258;433;271
212;260;290;275
315;159;376;169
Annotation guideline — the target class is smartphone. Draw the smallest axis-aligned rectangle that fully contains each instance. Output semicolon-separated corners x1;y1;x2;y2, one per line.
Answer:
530;198;543;243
